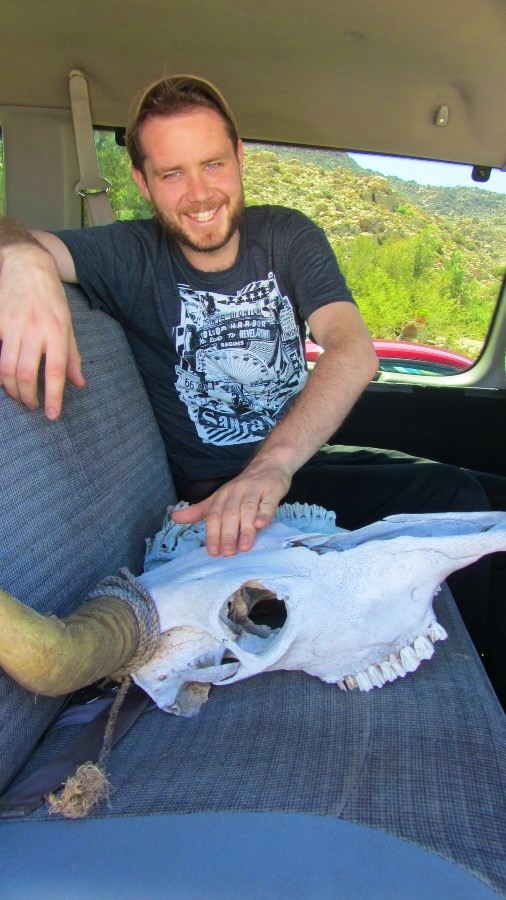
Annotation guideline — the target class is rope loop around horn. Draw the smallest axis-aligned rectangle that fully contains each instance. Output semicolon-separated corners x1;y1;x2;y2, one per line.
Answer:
85;568;161;677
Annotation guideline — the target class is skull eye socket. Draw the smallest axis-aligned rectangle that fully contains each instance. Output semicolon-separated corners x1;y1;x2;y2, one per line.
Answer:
220;582;287;644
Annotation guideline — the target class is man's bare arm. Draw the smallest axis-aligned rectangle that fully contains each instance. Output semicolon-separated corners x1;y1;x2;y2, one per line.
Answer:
172;302;379;555
0;217;84;418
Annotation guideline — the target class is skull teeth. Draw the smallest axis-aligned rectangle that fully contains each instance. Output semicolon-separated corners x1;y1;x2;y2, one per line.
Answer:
413;635;435;660
340;623;445;692
400;646;419;672
367;664;386;688
428;621;448;642
356;671;373;691
388;653;407;679
379;659;397;683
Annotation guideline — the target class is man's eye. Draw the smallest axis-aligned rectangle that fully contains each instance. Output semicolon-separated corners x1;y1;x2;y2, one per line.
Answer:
206;162;221;171
164;171;180;180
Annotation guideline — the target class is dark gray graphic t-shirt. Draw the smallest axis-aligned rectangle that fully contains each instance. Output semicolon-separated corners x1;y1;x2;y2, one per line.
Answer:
58;206;354;485
175;272;307;447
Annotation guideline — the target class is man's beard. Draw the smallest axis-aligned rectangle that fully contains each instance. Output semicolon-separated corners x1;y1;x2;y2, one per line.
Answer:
154;192;245;255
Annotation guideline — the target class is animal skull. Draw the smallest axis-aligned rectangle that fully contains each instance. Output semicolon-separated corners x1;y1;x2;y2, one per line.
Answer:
133;504;506;715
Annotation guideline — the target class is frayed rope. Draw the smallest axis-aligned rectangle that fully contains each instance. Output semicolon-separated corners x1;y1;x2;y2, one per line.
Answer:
46;568;161;818
47;675;132;818
47;763;111;819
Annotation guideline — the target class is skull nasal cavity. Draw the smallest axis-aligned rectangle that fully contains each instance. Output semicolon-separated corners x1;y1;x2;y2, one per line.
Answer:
248;592;287;629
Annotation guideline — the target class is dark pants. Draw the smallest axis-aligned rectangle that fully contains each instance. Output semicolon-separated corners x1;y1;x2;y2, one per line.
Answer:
179;444;505;707
465;470;506;708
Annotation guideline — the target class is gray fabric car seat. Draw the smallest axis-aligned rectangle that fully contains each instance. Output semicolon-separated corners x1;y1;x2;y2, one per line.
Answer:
0;284;176;792
1;289;506;894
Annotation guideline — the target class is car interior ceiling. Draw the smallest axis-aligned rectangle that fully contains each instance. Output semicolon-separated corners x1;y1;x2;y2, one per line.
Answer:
1;0;505;166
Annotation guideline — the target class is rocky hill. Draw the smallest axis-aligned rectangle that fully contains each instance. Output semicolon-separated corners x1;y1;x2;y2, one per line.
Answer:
243;144;505;284
247;142;506;218
242;145;505;354
378;175;506;220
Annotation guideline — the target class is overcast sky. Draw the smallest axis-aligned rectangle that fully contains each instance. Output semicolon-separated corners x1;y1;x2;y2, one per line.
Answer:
350;153;506;194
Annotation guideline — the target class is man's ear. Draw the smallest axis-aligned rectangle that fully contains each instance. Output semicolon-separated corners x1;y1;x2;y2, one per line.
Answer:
131;166;152;202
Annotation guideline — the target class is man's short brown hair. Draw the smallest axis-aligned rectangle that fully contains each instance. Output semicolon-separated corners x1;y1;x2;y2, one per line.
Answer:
126;74;240;172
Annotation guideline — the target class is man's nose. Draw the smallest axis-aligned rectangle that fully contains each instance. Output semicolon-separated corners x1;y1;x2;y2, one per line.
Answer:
186;171;211;201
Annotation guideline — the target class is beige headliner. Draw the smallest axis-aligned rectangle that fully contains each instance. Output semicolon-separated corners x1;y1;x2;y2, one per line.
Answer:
2;0;506;167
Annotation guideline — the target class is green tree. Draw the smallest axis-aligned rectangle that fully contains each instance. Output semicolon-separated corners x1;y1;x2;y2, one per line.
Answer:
95;132;150;220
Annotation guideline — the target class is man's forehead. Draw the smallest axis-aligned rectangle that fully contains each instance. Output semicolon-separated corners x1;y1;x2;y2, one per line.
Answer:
139;107;233;156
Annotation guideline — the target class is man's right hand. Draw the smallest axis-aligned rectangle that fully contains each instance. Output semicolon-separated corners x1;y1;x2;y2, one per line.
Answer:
0;234;85;419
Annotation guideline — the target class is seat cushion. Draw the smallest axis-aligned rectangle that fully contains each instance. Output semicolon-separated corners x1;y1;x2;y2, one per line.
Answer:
0;284;176;792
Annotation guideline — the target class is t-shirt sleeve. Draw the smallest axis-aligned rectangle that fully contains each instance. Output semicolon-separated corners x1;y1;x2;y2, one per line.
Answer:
55;221;150;325
281;210;354;321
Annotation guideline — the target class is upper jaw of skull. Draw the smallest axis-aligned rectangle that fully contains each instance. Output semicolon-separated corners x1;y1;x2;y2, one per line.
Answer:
133;571;446;717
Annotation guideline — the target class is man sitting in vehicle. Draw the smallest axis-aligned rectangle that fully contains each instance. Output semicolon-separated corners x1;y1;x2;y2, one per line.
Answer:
0;75;502;706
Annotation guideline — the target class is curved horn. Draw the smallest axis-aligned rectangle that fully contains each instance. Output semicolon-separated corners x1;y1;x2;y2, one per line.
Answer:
0;589;140;696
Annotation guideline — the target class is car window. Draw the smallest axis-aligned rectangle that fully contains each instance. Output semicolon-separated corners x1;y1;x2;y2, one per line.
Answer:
377;360;461;377
95;131;505;372
95;131;150;221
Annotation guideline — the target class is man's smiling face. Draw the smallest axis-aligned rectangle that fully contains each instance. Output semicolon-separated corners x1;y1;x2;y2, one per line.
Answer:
132;107;245;270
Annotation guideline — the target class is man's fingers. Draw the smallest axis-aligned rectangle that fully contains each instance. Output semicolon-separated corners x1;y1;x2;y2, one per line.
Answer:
14;331;46;409
216;498;259;557
172;471;291;558
170;492;247;556
0;332;23;403
43;333;72;419
67;328;86;388
171;497;212;524
1;328;82;419
41;307;83;419
206;489;279;557
0;314;80;419
237;499;264;551
203;494;232;556
0;245;80;417
254;496;279;530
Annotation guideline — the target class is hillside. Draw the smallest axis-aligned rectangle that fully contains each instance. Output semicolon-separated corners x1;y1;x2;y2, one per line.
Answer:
376;175;506;220
247;141;506;219
242;145;504;354
243;144;505;280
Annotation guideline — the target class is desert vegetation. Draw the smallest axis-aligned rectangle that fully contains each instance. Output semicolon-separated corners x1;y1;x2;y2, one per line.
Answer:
242;147;504;356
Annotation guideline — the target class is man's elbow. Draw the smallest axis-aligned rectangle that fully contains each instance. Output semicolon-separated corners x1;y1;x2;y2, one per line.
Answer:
316;327;379;386
351;337;379;387
364;341;380;383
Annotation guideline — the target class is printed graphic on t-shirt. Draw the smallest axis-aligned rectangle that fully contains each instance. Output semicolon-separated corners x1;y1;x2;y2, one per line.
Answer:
174;273;307;445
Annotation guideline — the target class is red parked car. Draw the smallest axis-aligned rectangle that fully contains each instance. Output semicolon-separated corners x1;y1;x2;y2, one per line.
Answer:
305;339;473;376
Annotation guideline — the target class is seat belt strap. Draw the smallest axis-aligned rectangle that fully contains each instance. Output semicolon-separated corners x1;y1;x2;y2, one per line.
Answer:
69;69;116;225
0;686;152;817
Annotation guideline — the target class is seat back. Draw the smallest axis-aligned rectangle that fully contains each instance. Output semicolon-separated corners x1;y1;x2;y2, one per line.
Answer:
0;285;176;791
